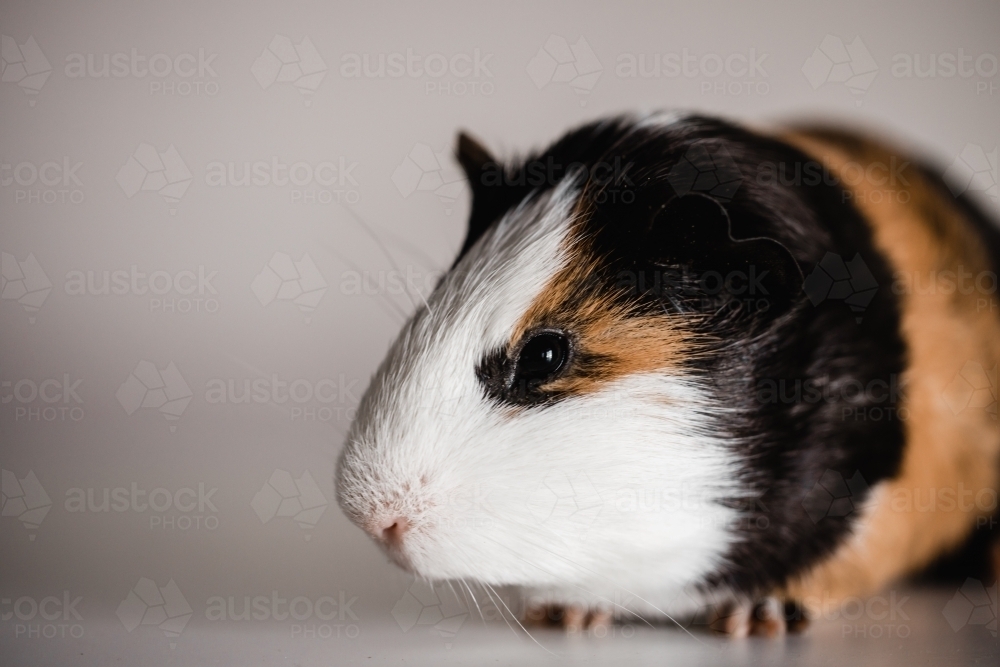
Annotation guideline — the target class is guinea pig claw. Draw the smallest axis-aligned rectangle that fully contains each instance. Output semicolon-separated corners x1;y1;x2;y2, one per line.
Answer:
524;603;612;634
568;607;612;634
709;597;808;638
708;601;753;637
750;598;787;638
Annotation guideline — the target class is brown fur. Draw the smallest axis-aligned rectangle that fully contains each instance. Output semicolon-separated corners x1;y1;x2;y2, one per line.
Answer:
781;129;1000;606
509;228;691;398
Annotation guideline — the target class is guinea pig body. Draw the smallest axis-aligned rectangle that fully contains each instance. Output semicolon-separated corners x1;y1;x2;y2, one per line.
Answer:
336;114;1000;636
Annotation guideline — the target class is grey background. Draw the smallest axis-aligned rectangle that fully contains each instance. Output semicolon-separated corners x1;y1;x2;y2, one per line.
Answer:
1;0;997;663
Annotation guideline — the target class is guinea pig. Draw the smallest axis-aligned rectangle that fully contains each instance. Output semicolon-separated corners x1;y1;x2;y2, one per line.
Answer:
336;113;1000;637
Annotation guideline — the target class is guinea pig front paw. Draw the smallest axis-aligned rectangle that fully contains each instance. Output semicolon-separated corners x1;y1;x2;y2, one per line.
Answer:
524;603;612;634
708;597;808;638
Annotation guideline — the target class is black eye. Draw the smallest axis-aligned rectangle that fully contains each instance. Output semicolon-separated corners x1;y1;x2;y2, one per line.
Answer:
515;332;570;383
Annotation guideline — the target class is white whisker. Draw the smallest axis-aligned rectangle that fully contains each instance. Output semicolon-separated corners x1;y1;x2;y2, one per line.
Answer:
484;582;558;656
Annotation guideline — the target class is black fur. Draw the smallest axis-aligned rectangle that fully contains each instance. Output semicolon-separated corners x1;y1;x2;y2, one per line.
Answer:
457;115;909;598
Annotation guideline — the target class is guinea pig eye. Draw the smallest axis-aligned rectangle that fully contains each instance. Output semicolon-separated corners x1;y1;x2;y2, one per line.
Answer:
514;332;570;384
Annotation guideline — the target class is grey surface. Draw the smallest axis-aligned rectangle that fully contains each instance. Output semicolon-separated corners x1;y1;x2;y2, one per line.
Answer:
1;0;999;664
4;588;997;666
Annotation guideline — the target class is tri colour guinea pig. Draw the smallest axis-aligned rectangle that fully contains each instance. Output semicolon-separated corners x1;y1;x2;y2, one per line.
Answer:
336;113;1000;637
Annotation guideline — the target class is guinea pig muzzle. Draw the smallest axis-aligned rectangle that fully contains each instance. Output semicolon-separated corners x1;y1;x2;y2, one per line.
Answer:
366;515;410;548
363;512;417;571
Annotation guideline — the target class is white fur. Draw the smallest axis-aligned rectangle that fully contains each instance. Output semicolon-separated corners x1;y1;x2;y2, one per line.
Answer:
336;178;745;620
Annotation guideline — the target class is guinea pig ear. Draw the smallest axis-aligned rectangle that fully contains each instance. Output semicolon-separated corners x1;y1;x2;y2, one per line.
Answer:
453;132;510;264
649;193;803;321
456;131;494;183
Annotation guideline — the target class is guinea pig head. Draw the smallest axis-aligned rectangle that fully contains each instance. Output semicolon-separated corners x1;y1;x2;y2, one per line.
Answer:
336;120;802;590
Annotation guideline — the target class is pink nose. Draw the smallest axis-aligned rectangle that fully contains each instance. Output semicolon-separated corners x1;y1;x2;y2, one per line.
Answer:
372;516;410;547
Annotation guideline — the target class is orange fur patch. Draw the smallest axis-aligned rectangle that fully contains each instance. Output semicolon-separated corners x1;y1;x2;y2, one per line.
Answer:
781;129;1000;605
510;221;691;397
